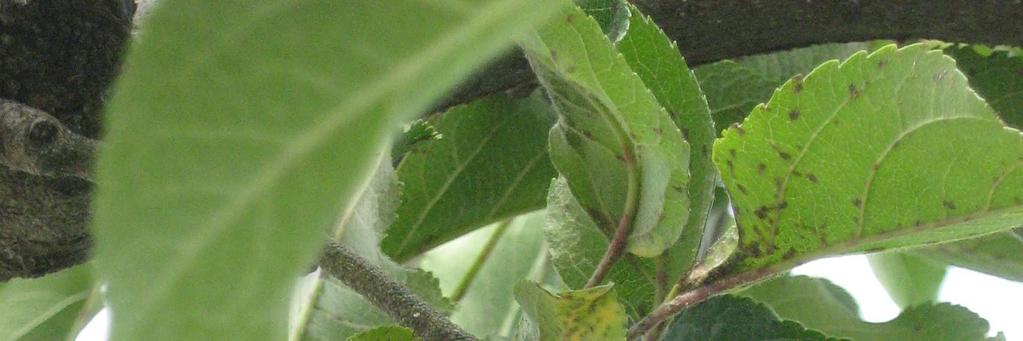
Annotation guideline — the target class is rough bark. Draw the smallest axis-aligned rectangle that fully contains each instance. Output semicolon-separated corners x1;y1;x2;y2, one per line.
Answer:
0;0;133;281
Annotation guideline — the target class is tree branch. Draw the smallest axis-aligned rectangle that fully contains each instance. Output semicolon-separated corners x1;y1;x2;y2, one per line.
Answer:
626;268;777;339
433;0;1023;113
0;0;134;281
319;241;477;341
0;100;98;180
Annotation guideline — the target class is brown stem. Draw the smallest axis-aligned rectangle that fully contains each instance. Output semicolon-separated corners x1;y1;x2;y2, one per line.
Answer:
626;268;777;339
585;213;633;288
319;241;477;341
434;0;1023;113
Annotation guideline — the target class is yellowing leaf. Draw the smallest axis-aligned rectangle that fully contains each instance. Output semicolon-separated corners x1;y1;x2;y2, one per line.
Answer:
513;282;627;341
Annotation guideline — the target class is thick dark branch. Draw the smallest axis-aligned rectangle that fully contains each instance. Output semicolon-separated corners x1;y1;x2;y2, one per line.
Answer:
319;241;477;341
434;0;1023;112
0;100;98;180
0;0;134;281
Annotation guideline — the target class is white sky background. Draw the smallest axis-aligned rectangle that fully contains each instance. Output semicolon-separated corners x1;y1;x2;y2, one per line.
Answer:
76;255;1023;340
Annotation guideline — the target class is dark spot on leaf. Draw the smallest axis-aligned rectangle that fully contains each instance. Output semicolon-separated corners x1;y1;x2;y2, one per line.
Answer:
915;220;924;228
680;127;689;139
778;151;792;161
806;173;819;183
565;14;574;23
877;59;886;68
852;198;862;208
726;160;735;172
654;127;662;136
732;124;746;136
672;185;685;193
737;183;748;195
774;177;784;190
848;84;860;99
615;154;626;162
943;200;957;210
792;74;804;93
729;149;737;157
754;206;769;219
778;201;788;209
756;163;766;174
792;170;803;177
788;109;800;120
872;162;880;171
580;129;594;139
669;111;679;120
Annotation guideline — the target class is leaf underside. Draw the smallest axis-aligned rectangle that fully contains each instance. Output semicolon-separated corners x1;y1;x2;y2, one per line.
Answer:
715;44;1023;272
522;1;691;257
383;94;557;261
92;1;560;339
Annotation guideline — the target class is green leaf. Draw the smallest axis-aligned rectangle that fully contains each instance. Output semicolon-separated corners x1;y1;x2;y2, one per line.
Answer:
574;0;630;43
945;45;1023;129
735;43;873;84
522;1;691;257
741;275;1003;340
0;265;95;341
714;44;1023;273
910;231;1023;282
663;295;837;341
694;43;869;131
293;158;451;340
617;4;716;275
382;94;557;261
419;211;548;337
692;61;776;132
513;282;627;341
92;1;561;339
544;177;655;315
346;326;414;341
867;251;947;307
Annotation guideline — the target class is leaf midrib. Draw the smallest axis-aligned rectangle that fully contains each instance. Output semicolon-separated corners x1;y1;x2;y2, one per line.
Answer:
126;0;542;327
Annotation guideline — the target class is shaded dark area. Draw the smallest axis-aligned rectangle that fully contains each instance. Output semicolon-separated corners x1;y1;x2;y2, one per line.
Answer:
0;0;134;281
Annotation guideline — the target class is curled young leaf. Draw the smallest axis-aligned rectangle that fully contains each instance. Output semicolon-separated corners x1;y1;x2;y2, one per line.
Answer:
522;2;690;257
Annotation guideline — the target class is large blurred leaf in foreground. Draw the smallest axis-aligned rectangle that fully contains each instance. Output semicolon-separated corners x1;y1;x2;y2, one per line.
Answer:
92;1;562;339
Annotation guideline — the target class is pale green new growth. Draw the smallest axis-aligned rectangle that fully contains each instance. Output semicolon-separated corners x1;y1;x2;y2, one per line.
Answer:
91;1;561;339
715;44;1023;272
617;4;716;276
522;1;691;257
514;282;627;341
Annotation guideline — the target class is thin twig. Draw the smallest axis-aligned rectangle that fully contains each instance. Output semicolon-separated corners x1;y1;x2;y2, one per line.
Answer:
626;268;777;339
585;213;633;288
319;241;477;341
450;219;513;302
